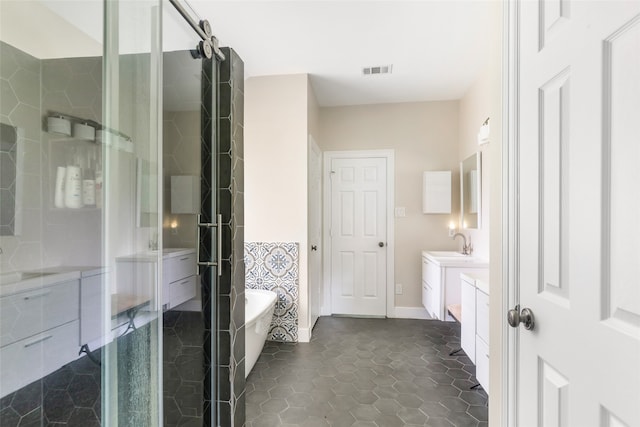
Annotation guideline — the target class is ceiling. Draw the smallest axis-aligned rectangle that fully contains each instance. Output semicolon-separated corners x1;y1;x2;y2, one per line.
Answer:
2;1;500;108
189;1;501;107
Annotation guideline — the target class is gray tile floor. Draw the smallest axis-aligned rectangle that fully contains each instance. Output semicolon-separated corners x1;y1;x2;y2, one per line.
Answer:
245;317;488;427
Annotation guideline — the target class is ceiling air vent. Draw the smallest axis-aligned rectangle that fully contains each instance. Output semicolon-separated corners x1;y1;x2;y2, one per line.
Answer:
362;64;393;76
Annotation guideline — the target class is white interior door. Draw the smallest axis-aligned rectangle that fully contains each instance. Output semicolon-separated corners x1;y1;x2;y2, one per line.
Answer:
514;2;640;426
308;136;322;330
330;156;387;316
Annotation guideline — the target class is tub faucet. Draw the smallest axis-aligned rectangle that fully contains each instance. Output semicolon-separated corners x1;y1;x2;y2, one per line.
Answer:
453;233;472;255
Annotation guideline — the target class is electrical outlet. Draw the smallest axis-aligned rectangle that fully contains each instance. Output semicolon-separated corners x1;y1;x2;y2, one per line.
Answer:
395;283;403;295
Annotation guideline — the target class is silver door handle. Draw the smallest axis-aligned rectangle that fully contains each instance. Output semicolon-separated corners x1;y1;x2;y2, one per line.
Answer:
196;214;222;276
507;305;535;330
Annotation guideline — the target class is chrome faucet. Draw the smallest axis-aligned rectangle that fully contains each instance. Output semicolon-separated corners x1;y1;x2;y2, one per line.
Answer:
149;232;158;251
453;233;472;255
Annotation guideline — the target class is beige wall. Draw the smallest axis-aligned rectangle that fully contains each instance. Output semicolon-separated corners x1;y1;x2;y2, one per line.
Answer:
244;74;311;333
319;101;460;309
457;1;503;423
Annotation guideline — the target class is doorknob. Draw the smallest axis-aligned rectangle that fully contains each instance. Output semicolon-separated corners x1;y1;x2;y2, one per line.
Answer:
507;305;535;330
378;242;385;247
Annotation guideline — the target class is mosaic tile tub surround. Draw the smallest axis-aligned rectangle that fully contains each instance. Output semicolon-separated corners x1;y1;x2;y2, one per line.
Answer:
244;242;299;342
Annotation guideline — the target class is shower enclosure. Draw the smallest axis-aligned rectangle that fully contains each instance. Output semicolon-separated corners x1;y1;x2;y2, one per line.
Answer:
0;1;240;425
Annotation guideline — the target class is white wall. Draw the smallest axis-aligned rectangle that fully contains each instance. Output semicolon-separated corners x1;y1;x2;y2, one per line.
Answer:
244;74;312;336
319;101;460;310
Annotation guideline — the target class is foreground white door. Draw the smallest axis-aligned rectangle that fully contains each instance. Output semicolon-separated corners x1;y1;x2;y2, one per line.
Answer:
513;1;640;426
329;155;388;316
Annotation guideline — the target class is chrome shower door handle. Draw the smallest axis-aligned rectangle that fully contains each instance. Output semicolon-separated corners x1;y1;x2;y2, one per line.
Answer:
196;214;223;276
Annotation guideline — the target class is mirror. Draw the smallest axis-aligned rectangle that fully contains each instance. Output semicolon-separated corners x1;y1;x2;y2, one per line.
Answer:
460;152;481;229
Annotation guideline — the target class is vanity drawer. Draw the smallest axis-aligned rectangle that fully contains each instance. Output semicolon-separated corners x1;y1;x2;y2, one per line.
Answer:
164;252;196;284
0;280;79;348
169;275;197;309
476;289;490;344
0;320;79;397
475;335;490;394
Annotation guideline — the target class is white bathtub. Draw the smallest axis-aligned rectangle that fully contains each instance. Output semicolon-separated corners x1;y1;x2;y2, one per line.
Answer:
245;289;277;378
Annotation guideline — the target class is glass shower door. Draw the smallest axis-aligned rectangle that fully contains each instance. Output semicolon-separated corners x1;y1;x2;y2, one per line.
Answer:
161;3;216;426
0;1;163;426
103;1;163;426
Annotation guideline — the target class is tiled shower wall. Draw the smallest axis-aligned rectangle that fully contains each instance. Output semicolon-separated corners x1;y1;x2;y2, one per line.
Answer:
201;47;246;427
244;242;300;342
0;41;155;273
218;46;246;427
0;41;104;272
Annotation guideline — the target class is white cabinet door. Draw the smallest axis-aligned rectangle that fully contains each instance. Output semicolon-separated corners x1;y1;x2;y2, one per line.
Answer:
475;335;489;395
460;277;476;363
424;259;441;319
80;273;105;345
475;289;489;345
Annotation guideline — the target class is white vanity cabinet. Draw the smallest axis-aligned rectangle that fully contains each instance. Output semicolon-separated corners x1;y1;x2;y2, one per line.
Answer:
475;278;490;393
116;248;197;312
421;252;488;321
163;251;198;310
460;271;490;394
460;275;476;363
0;272;82;397
79;268;108;345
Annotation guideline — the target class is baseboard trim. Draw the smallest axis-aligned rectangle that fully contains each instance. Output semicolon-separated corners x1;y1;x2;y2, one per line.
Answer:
393;306;431;320
298;327;311;343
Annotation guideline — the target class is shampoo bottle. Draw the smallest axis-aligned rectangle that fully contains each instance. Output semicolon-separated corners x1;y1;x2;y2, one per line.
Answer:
95;156;103;209
54;166;66;208
82;151;96;206
64;148;83;209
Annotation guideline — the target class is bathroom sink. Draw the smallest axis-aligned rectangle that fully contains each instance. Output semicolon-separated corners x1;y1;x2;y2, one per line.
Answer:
132;248;194;258
428;251;469;258
424;251;485;265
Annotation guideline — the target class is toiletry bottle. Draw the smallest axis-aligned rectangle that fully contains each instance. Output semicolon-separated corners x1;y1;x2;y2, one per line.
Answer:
82;150;96;206
95;155;103;209
54;166;66;208
64;148;84;209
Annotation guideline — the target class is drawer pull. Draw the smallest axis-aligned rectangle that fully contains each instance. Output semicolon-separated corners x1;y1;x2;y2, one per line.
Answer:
23;291;51;300
24;335;53;348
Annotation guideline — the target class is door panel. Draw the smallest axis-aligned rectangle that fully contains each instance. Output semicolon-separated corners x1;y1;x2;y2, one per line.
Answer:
516;2;640;426
330;156;387;316
308;137;322;329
